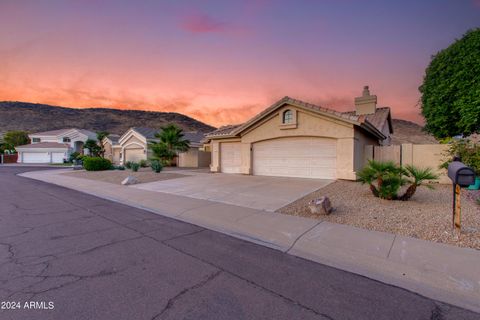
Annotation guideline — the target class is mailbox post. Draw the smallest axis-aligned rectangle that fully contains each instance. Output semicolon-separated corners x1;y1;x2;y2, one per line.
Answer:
447;161;475;232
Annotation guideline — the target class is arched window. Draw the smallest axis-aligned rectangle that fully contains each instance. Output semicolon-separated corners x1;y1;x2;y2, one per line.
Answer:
282;110;293;124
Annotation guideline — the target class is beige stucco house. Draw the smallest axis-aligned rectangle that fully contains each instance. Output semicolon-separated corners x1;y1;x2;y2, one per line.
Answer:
102;127;211;168
205;86;392;180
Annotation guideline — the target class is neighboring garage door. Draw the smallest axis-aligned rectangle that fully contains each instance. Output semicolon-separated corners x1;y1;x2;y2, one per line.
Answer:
253;137;336;179
22;152;50;163
220;142;242;174
51;152;65;163
124;148;145;163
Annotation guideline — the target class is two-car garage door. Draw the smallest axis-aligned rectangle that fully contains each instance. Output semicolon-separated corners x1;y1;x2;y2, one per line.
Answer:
252;137;336;179
22;152;66;163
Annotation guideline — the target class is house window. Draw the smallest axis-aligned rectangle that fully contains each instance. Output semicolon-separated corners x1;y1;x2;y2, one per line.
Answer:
282;110;293;124
63;137;71;143
32;138;41;143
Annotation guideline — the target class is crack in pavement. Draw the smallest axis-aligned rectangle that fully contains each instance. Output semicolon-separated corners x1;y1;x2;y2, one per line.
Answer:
150;270;222;320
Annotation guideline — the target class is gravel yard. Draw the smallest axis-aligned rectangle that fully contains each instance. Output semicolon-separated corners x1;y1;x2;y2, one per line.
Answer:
278;181;480;249
63;168;188;185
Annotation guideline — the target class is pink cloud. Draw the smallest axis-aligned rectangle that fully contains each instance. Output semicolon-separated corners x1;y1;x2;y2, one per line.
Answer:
180;13;228;33
473;0;480;7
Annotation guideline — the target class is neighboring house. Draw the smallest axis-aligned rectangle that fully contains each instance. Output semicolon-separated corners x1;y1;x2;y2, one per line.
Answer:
102;127;211;168
101;134;121;164
177;132;211;168
205;86;393;180
16;128;97;164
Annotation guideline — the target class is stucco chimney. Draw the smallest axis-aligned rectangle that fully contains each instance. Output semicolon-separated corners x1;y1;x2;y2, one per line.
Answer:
355;85;377;115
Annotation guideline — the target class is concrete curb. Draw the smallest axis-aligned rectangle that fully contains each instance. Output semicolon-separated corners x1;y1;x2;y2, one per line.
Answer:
18;169;480;313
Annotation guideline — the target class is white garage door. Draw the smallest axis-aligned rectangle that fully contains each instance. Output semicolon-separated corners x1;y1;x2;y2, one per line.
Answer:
253;137;336;179
220;143;242;174
124;148;145;163
22;152;50;163
51;152;65;163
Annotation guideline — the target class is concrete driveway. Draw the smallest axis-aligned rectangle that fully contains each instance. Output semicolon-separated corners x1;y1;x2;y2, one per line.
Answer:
132;173;333;211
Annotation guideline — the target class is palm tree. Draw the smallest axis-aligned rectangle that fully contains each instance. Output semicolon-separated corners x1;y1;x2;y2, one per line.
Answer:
358;160;405;199
149;124;190;164
398;165;438;201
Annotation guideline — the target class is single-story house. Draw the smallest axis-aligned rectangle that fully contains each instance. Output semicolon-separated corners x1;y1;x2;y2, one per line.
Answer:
204;86;392;180
102;127;211;168
16;128;97;163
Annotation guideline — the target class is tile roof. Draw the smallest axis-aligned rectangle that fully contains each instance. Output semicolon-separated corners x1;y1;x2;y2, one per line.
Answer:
205;96;390;140
183;132;206;144
16;142;69;149
206;124;242;138
31;128;73;136
132;127;159;139
107;134;121;145
342;107;392;134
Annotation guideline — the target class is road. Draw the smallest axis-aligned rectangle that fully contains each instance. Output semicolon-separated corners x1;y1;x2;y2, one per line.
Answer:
0;166;478;320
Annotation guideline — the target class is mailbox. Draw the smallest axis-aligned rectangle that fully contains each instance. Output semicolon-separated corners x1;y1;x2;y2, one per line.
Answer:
447;161;476;187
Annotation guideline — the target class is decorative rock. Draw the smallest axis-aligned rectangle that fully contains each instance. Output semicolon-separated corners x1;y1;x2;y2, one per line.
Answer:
121;176;139;185
308;196;333;215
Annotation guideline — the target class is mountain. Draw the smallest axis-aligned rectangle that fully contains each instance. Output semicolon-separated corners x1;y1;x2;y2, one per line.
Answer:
391;119;438;144
0;101;216;135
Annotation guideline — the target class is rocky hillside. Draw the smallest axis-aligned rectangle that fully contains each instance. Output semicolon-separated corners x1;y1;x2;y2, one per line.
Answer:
391;119;438;145
0;101;215;134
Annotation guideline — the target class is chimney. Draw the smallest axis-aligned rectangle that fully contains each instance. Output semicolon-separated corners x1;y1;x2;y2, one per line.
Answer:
355;85;377;115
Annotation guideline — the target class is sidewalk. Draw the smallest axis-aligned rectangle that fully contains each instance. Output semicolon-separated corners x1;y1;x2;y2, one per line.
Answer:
19;169;480;313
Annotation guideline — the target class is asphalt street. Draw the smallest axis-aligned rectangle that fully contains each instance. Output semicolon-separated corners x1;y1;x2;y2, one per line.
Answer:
0;166;479;320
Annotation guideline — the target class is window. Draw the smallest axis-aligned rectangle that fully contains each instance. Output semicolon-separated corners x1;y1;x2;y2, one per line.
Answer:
282;110;293;124
32;138;41;143
63;137;71;143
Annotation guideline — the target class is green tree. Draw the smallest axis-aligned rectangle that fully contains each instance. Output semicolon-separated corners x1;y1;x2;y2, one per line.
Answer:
96;131;109;157
149;124;190;164
84;139;102;157
419;28;480;138
4;130;30;149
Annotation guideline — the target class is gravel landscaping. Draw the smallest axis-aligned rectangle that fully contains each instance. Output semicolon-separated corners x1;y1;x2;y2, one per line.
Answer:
278;181;480;249
63;168;189;185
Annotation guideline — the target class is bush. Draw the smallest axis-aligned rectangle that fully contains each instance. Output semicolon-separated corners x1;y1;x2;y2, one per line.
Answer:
114;165;125;170
150;159;163;173
139;159;149;168
83;157;112;171
358;160;438;201
441;139;480;175
68;152;81;163
130;162;140;172
125;161;132;169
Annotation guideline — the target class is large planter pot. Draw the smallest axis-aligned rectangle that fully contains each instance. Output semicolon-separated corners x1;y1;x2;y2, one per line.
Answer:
467;177;480;190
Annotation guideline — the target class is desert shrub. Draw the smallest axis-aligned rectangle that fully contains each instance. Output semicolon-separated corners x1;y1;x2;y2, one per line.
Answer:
441;139;480;175
114;165;125;170
125;161;132;169
150;159;163;173
130;162;140;172
83;157;112;171
139;159;149;168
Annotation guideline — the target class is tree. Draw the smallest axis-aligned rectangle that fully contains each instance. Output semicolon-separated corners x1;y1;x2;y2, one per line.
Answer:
419;28;480;139
84;139;102;157
4;130;30;150
96;131;109;157
398;165;438;201
149;124;190;164
96;131;109;141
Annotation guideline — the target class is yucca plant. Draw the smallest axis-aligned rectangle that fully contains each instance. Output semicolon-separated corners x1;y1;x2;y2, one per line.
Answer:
398;165;439;201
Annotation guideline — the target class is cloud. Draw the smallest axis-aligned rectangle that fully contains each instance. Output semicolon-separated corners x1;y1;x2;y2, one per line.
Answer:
474;0;480;7
180;13;228;33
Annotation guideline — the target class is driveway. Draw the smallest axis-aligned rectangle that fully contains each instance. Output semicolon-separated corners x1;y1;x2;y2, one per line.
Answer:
2;166;478;320
132;173;333;211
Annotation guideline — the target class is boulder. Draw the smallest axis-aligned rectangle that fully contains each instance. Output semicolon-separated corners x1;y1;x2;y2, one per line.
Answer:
121;176;139;185
308;196;333;215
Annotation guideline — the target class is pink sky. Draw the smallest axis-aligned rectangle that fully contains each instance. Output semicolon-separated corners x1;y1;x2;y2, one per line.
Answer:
0;0;479;127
